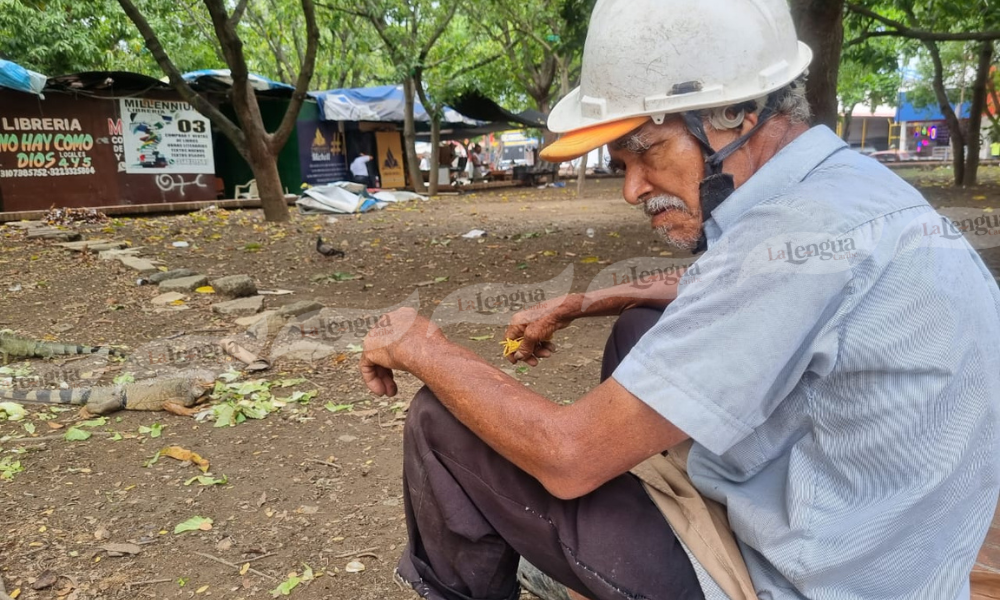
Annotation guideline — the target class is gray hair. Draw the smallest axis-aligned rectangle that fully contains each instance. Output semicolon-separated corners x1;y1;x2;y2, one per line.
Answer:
703;77;811;131
610;77;811;154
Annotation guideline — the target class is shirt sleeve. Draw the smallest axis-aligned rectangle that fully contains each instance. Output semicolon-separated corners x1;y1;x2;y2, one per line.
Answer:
613;204;860;456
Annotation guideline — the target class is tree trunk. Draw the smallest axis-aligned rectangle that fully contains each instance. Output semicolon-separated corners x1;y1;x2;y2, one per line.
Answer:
245;130;289;222
428;114;441;196
233;88;290;222
576;154;586;197
841;106;855;141
402;77;426;194
963;41;994;186
923;40;966;186
788;0;845;128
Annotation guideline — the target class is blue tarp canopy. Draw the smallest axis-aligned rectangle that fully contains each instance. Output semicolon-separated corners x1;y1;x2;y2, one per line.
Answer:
309;85;479;125
897;92;971;122
0;59;46;96
181;69;295;92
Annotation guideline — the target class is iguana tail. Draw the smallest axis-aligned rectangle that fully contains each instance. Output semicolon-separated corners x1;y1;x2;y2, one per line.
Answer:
0;330;126;360
0;386;94;405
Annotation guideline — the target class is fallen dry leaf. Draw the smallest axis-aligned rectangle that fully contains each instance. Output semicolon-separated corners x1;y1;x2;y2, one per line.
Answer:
160;446;210;473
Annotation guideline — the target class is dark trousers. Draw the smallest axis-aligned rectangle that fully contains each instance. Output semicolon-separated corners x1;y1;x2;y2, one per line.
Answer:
397;307;704;600
353;174;372;188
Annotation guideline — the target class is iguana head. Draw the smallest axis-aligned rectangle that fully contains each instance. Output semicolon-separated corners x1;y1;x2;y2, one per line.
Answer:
182;369;218;407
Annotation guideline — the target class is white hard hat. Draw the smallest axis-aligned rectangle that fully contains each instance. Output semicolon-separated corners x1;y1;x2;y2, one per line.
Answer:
541;0;813;162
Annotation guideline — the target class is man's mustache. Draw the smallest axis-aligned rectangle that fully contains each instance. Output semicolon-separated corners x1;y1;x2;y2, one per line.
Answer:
643;195;691;218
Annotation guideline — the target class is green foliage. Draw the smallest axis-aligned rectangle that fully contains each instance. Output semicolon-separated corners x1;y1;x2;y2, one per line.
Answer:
0;0;222;76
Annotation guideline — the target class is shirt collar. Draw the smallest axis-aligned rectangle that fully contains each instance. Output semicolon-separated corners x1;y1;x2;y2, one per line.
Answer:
705;126;847;242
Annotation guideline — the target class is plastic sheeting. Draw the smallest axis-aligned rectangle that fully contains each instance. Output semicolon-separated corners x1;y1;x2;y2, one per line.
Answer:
296;182;427;214
181;69;295;92
309;85;479;125
0;59;46;96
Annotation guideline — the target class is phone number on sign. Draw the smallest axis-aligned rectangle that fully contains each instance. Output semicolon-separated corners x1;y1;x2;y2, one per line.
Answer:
0;167;97;177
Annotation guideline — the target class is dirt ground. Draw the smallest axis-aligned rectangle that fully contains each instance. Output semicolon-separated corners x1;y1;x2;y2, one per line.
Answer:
1;168;999;600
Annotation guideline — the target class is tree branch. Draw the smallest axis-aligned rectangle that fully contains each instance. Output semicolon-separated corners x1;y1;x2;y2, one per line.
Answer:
229;0;249;27
845;3;1000;42
115;0;246;151
419;1;459;62
269;0;320;153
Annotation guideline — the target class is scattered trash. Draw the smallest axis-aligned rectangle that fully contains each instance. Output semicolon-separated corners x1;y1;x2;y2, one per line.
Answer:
7;284;21;292
462;229;488;239
297;182;427;215
326;216;339;225
258;289;294;296
172;241;190;248
42;207;108;225
586;228;595;238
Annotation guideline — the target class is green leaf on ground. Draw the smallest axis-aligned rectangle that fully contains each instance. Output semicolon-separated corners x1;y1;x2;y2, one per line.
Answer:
0;402;26;421
64;427;91;441
22;422;35;435
470;335;493;341
138;423;163;438
113;373;135;385
79;416;107;428
0;456;24;481
325;403;353;413
173;516;212;534
271;573;302;597
184;475;228;487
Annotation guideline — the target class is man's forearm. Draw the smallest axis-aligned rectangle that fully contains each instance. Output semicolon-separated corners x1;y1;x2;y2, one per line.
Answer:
404;339;573;489
564;274;682;320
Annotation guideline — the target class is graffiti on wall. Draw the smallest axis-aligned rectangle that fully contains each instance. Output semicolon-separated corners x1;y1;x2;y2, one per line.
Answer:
155;173;209;197
0;117;97;179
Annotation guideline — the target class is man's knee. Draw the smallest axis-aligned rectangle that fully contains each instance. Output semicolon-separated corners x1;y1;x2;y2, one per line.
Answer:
611;306;664;345
405;386;471;454
602;307;664;382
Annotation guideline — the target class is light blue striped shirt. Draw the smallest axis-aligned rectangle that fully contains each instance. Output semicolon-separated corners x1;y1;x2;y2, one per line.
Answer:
615;126;1000;599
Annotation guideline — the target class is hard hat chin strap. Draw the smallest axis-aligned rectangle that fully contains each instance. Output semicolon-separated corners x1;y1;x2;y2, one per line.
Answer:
681;93;782;254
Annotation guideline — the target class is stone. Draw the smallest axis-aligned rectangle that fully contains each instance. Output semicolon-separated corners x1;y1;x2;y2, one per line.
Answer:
148;269;197;284
235;310;276;328
269;340;337;362
98;248;143;260
56;239;119;251
5;221;45;229
247;313;285;340
117;256;160;274
26;229;81;242
211;296;264;316
151;292;188;306
158;275;209;293
276;301;324;319
211;275;257;298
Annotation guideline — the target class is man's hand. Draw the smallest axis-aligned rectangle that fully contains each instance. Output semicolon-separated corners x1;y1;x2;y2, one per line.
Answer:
359;308;443;397
504;294;582;366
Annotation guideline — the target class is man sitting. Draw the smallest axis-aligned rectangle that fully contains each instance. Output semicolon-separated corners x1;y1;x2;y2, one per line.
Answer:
360;1;1000;598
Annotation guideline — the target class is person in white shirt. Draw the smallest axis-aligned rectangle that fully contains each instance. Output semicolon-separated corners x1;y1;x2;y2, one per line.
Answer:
350;154;373;188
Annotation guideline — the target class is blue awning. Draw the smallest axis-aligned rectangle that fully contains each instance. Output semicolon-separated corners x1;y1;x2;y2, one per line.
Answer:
308;85;479;125
181;69;295;92
0;59;47;96
896;92;971;122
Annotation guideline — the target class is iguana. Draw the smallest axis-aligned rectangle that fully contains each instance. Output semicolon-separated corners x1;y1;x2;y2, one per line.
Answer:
0;370;216;417
0;329;126;365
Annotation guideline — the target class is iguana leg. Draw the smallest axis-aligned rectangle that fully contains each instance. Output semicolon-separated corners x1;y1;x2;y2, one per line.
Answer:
163;401;202;417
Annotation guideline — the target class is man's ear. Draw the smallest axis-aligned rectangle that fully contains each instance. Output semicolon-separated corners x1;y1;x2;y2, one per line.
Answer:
740;111;759;135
